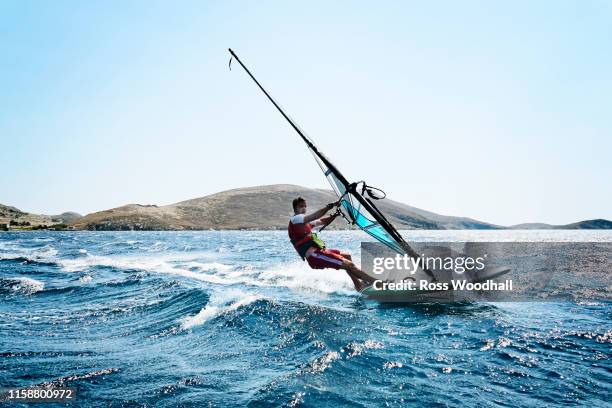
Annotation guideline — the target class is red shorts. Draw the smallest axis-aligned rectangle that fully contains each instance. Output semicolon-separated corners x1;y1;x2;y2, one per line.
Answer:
307;248;346;270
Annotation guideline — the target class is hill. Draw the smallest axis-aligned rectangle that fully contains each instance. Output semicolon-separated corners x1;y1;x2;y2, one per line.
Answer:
70;184;493;231
2;185;610;231
0;204;82;229
510;219;612;230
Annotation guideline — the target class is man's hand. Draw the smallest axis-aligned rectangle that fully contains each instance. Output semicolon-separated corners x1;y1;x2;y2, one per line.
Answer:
304;201;340;224
326;200;340;210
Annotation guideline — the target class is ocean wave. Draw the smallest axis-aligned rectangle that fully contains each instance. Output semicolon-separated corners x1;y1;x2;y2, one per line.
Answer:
304;351;341;374
39;368;120;387
0;277;45;295
56;252;357;296
297;338;386;377
383;361;404;369
0;256;58;266
344;339;384;358
181;290;264;329
58;252;225;272
0;244;59;266
79;275;93;283
256;262;357;295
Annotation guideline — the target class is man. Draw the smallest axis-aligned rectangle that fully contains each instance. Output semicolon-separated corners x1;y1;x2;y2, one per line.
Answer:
288;197;376;291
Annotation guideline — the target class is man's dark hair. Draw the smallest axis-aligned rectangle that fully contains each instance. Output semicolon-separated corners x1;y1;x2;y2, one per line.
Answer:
292;197;306;211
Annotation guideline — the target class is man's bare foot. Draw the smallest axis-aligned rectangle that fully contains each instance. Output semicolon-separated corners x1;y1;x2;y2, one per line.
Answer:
355;280;370;292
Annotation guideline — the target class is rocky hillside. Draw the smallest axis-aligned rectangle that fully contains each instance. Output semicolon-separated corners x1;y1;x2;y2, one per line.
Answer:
3;185;610;231
511;219;612;230
0;205;81;229
69;184;497;231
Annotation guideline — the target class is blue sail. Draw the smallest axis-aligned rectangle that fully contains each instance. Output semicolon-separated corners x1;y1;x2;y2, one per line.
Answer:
310;150;407;255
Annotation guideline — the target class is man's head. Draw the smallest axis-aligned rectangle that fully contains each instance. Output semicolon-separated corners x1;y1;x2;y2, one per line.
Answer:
292;197;307;215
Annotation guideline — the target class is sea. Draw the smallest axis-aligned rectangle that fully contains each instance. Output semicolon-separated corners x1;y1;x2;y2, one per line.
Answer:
0;230;610;407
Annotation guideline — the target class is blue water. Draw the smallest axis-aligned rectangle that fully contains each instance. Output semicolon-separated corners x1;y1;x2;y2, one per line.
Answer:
1;231;610;407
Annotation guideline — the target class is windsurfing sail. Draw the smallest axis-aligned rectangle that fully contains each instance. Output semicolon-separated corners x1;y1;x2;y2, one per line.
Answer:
228;48;430;267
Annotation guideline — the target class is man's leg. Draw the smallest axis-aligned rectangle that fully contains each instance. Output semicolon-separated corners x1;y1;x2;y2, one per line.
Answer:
307;249;374;292
341;259;376;286
334;254;369;291
336;253;370;290
347;273;365;291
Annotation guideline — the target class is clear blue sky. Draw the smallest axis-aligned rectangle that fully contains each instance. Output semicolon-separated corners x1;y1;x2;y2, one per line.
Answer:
1;1;610;225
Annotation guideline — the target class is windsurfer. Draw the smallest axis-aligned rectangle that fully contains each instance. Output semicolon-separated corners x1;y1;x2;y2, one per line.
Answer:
288;197;376;291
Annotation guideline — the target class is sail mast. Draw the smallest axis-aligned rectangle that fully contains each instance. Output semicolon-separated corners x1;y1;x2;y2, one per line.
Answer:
228;48;434;277
228;48;350;186
228;49;308;145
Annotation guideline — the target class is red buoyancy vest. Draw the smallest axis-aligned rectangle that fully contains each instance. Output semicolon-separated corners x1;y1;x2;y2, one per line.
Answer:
288;219;317;260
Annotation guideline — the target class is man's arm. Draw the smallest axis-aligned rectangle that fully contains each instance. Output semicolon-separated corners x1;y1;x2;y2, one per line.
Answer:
313;214;336;227
303;202;337;224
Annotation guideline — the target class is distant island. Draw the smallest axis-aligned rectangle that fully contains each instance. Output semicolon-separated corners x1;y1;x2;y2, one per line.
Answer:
0;204;81;231
1;184;611;231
